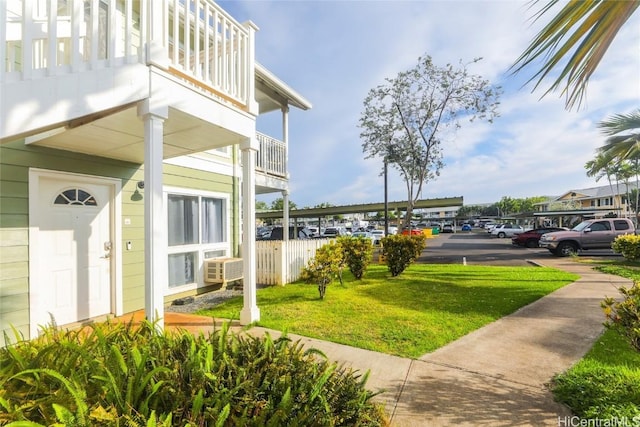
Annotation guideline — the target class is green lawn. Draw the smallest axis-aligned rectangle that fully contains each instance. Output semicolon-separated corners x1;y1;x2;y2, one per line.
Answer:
552;260;640;418
198;263;578;358
553;328;640;418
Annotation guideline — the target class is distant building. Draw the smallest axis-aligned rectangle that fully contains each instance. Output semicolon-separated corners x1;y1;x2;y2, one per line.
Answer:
533;183;639;227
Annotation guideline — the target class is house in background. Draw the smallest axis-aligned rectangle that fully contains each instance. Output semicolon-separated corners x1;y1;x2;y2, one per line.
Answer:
534;183;638;227
0;0;311;346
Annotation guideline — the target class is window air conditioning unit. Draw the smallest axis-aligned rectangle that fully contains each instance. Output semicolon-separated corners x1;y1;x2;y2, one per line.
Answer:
204;257;243;285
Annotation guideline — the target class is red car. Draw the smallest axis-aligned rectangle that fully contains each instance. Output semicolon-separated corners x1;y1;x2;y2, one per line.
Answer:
511;227;567;248
401;227;423;236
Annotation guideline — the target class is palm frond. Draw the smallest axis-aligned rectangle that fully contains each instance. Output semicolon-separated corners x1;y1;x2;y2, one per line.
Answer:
511;0;639;110
598;110;640;161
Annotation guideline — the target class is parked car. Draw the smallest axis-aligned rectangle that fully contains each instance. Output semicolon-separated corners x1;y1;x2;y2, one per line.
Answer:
351;231;376;244
485;223;498;233
441;223;454;233
511;227;568;248
491;223;524;238
370;229;385;245
539;218;635;256
322;227;348;238
461;224;472;232
401;227;423;236
258;226;312;240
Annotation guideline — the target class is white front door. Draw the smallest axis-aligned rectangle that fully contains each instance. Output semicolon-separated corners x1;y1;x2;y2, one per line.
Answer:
30;172;114;330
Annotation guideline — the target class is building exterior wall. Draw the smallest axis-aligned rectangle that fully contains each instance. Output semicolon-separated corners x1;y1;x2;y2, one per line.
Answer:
0;140;239;346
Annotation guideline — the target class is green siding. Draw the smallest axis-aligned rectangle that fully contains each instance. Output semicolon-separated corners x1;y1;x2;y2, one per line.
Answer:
0;139;240;346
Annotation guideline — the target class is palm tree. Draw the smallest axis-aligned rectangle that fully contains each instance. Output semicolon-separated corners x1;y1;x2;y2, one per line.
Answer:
598;110;640;224
511;0;639;110
585;152;620;214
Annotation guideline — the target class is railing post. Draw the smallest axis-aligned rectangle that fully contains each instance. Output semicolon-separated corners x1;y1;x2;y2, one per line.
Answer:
0;1;6;82
22;0;33;79
145;0;168;68
244;21;259;115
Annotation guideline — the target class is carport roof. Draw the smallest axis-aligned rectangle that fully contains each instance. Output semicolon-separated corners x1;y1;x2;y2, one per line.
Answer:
256;197;463;219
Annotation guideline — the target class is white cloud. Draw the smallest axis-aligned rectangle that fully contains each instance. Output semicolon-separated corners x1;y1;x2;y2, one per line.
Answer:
245;0;640;208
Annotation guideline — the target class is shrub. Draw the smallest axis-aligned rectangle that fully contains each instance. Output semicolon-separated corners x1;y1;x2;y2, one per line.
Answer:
380;234;426;277
612;234;640;261
337;235;373;280
300;242;344;299
602;282;640;352
0;321;387;426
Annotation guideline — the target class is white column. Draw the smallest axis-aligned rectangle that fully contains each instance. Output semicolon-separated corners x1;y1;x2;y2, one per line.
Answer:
138;100;169;331
282;105;290;239
282;105;289;178
283;189;290;241
240;137;260;325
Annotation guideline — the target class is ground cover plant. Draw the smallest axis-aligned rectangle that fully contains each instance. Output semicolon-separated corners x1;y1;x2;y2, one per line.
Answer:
552;260;640;419
198;263;578;358
552;328;640;419
0;321;387;426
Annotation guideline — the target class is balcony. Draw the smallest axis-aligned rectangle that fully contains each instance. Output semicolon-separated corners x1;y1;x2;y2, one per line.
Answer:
1;0;256;142
2;0;308;195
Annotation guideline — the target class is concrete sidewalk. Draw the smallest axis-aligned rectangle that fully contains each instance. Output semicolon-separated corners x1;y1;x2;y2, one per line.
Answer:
125;257;631;426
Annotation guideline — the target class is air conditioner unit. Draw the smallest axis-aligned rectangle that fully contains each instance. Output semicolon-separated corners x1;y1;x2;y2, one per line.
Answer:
204;257;243;285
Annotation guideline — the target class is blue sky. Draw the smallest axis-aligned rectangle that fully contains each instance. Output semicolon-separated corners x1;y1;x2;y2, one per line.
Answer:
220;0;640;208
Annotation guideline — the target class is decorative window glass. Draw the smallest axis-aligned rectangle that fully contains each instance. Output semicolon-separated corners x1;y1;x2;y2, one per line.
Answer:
54;189;98;206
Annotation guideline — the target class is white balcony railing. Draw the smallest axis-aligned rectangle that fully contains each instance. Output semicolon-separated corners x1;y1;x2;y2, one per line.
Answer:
256;132;287;179
2;0;252;108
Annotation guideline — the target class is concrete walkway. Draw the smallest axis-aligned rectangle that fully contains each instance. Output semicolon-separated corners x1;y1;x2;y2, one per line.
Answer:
123;257;632;426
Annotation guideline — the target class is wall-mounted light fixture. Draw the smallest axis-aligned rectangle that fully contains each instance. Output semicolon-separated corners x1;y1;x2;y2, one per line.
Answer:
137;181;145;190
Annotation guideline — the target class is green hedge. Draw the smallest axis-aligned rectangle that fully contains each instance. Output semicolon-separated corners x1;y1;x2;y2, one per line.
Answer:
0;321;387;426
612;234;640;261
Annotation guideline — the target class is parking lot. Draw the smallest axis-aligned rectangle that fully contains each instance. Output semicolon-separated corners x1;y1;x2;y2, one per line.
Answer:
417;229;622;266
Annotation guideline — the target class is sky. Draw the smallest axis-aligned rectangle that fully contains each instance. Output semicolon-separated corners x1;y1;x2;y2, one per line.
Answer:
220;0;640;208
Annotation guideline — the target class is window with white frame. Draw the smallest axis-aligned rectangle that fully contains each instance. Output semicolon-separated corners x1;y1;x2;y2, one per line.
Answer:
166;189;229;290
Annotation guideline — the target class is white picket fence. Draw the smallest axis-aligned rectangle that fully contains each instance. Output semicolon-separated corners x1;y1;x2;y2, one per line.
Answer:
255;239;331;285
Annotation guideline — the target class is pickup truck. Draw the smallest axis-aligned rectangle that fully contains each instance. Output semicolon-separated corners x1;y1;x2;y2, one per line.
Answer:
539;218;635;257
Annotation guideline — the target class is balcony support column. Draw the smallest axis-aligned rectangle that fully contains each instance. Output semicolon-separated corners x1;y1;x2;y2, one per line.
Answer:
240;137;260;325
282;105;289;178
138;99;169;332
283;189;290;241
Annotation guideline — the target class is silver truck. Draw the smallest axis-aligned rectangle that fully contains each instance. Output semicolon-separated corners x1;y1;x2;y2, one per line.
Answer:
539;218;635;257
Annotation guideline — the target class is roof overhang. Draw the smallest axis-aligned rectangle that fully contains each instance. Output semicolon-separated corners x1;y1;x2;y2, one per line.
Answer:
255;62;312;113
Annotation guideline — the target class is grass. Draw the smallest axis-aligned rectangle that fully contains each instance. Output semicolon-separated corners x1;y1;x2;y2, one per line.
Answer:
552;259;640;418
553;329;640;418
198;263;578;358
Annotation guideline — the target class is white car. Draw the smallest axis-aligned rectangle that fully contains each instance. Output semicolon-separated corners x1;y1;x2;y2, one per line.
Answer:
351;231;376;244
370;229;385;245
491;224;524;238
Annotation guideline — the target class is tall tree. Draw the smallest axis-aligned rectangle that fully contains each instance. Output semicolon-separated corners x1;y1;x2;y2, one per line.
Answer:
256;200;269;211
598;110;640;224
511;0;639;110
359;56;501;228
270;198;297;211
585;152;620;214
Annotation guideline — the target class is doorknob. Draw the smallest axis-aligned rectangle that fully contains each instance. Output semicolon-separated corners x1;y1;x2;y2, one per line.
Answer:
101;241;112;259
